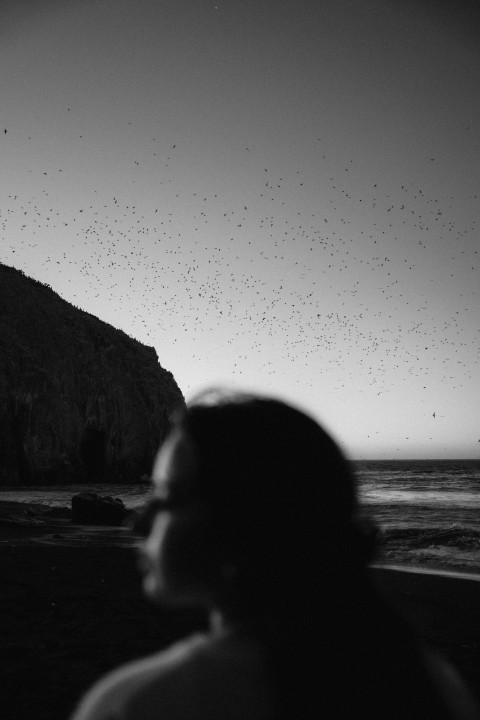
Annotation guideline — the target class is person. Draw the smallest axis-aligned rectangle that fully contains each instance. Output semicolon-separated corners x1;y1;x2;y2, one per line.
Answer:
70;388;479;720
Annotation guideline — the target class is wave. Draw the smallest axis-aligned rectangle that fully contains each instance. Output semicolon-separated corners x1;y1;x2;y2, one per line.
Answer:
374;524;480;574
378;524;480;551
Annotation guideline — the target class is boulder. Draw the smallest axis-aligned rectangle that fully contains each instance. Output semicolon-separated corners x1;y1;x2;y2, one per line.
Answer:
71;492;128;526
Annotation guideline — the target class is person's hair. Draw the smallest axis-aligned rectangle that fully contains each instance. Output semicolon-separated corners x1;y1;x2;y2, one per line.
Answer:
166;389;452;720
174;389;375;617
171;389;386;718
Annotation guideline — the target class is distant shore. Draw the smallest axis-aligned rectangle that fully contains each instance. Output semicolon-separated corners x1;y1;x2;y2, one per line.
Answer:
1;500;479;720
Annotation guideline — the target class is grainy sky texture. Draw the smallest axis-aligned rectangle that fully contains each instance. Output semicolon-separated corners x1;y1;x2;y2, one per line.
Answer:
1;0;479;458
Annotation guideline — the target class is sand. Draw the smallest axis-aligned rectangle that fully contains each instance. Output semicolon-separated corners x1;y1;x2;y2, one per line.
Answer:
1;501;479;720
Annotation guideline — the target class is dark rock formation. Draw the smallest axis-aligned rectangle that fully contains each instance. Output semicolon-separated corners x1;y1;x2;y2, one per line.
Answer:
0;263;185;485
71;492;128;526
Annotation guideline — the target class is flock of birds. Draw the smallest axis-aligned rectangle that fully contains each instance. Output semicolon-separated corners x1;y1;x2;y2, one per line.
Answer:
1;119;478;451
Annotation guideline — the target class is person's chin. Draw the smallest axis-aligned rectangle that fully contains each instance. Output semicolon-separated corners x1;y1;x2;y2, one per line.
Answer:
141;572;166;603
141;572;184;606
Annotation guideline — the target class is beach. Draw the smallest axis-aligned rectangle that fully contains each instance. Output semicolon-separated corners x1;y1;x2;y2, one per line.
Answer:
1;501;479;720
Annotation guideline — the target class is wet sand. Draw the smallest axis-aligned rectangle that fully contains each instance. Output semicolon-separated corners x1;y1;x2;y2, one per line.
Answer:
1;501;479;719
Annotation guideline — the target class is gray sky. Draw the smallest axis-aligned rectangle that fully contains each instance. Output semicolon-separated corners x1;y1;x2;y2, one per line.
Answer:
1;0;479;458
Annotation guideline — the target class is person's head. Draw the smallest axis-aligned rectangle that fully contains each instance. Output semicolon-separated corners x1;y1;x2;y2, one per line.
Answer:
136;388;375;623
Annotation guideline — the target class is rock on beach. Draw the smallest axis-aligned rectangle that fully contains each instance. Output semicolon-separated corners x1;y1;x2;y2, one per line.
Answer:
71;492;129;526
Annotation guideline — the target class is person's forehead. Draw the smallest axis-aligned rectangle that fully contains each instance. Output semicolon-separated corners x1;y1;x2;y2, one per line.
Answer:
151;430;196;492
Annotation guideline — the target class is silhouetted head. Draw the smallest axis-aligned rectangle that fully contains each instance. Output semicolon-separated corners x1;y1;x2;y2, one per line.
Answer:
137;389;375;625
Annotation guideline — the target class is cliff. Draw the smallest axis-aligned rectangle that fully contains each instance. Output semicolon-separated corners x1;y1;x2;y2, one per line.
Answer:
0;263;185;485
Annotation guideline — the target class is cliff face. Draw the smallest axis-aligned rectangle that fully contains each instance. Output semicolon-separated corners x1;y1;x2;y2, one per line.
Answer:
0;263;185;485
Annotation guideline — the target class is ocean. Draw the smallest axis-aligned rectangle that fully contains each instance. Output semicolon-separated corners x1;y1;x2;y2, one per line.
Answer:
1;459;479;575
356;459;480;575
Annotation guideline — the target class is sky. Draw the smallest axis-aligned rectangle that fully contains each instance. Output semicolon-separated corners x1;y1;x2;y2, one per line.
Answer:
1;0;479;459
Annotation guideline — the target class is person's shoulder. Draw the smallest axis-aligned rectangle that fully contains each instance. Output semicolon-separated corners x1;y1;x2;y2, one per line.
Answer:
69;632;210;720
423;646;480;720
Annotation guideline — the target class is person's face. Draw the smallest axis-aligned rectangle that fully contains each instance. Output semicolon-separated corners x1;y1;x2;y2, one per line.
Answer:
137;429;215;607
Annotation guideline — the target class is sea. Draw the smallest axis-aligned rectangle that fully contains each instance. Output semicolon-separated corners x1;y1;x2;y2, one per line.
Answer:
1;459;479;576
356;459;480;576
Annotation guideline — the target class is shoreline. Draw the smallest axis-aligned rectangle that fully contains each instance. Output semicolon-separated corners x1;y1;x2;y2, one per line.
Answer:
2;499;480;577
371;562;480;583
0;499;139;547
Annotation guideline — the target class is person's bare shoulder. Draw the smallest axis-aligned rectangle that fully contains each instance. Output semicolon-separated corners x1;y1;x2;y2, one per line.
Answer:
423;647;480;720
69;633;209;720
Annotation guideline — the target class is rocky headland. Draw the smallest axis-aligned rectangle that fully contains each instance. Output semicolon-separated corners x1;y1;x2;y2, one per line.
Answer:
0;263;185;485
